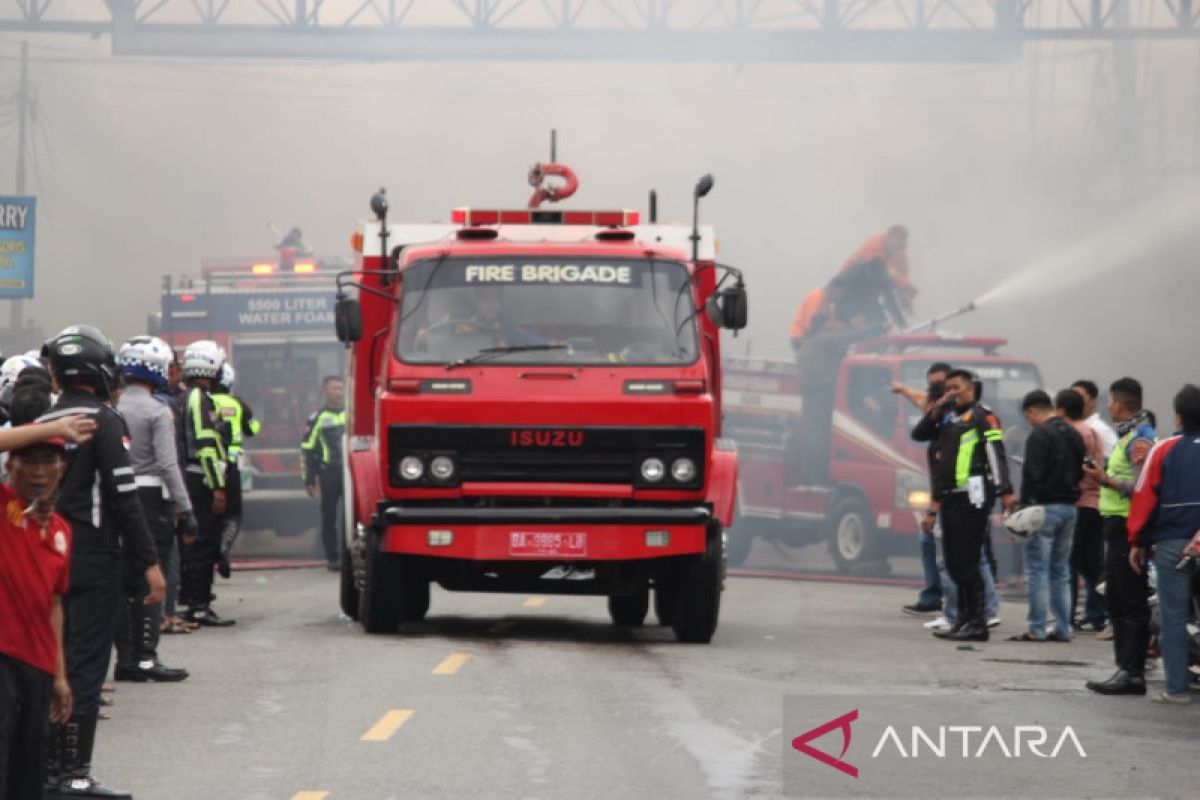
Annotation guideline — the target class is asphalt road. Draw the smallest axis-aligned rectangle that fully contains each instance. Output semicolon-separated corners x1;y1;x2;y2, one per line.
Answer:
92;563;1198;800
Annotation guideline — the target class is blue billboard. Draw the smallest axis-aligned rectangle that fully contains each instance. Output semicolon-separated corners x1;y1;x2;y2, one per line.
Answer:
0;197;36;299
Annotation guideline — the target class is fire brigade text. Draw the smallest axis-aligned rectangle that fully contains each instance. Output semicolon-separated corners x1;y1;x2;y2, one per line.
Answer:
465;264;633;285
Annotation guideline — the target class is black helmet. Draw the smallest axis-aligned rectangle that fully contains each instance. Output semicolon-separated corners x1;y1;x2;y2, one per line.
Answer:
44;325;119;399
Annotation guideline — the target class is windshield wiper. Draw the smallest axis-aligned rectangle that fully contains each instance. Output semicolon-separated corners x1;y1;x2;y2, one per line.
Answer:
445;344;568;370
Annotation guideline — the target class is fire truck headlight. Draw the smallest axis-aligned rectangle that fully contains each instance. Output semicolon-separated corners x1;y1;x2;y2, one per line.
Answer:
670;457;697;484
398;456;425;482
429;456;456;482
640;458;666;483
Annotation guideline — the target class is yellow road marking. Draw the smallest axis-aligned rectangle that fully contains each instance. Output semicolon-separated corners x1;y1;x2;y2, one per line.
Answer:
360;709;414;742
523;596;547;608
432;652;472;675
291;792;329;800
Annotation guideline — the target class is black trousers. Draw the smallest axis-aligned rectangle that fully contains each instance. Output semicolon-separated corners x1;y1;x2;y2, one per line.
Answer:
180;473;220;610
941;494;991;625
318;466;343;564
63;544;121;716
1103;515;1151;674
224;463;243;521
0;653;52;800
115;488;172;668
1070;506;1106;623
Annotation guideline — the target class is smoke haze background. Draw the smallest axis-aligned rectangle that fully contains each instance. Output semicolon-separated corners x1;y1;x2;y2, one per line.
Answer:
0;16;1196;415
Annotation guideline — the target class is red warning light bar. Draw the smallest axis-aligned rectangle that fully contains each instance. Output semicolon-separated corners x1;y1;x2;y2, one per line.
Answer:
451;208;640;227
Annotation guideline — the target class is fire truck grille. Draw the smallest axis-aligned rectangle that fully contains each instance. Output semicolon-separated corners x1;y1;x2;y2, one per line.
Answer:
457;451;634;484
388;425;705;487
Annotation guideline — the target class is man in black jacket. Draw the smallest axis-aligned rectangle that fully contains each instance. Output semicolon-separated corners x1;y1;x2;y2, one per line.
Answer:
42;325;164;799
1010;390;1085;643
913;369;1015;642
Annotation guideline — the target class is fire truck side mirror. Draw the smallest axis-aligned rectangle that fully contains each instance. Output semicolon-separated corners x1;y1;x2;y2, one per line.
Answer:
335;296;362;344
707;286;748;332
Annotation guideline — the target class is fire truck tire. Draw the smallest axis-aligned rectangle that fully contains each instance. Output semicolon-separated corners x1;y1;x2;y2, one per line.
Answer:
339;545;360;621
653;577;677;626
726;517;754;567
670;523;724;644
607;589;649;627
358;533;429;632
828;496;878;574
359;535;401;634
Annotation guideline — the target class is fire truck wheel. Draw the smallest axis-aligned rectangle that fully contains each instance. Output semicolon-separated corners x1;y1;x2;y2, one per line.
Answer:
339;545;360;621
828;496;878;574
653;576;677;626
726;518;754;567
359;534;401;634
670;523;724;644
608;589;649;627
398;564;431;624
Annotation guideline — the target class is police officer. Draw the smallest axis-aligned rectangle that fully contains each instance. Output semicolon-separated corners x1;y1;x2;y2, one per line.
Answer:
302;376;346;571
113;336;196;682
913;368;1015;642
176;340;235;627
212;363;259;578
42;325;164;799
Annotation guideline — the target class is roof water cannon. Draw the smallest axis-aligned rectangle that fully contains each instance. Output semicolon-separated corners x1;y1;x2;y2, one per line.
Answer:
903;300;976;333
527;162;579;208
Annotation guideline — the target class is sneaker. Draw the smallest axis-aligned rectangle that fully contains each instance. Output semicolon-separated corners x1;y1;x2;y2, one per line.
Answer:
1074;620;1104;633
1096;624;1114;640
1150;691;1191;705
924;615;952;631
902;603;942;617
988;616;1002;629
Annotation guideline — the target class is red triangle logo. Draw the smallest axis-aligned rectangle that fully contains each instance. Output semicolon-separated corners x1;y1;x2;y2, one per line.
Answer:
791;709;859;779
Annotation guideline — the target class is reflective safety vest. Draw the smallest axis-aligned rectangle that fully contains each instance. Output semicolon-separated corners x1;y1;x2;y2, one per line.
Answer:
301;408;346;481
211;393;260;460
182;386;226;490
1099;424;1156;518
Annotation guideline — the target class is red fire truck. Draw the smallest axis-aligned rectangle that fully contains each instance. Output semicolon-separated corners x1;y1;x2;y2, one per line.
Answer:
153;255;347;540
335;165;746;642
723;332;1042;572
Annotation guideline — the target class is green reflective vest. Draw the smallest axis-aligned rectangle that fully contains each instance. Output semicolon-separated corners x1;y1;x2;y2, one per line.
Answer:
1098;427;1153;517
301;408;346;481
212;393;260;460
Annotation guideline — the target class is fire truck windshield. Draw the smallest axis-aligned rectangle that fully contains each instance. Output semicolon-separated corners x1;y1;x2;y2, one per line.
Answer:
395;256;700;366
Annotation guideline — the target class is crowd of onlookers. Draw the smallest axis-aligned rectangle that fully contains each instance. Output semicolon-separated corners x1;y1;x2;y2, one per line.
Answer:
897;366;1200;705
0;327;253;799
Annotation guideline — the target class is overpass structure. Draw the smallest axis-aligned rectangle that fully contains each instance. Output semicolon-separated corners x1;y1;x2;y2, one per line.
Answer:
0;1;1197;61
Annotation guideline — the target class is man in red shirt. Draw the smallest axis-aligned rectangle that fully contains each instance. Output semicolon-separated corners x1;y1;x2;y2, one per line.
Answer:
0;417;94;798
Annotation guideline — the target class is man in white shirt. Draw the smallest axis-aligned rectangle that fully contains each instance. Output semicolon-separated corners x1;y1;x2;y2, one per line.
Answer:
1072;379;1118;457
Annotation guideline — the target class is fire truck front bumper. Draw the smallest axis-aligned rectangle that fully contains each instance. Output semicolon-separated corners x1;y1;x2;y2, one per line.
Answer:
377;505;712;560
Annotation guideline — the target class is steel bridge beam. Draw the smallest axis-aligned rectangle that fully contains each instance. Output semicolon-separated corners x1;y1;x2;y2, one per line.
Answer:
0;1;1196;60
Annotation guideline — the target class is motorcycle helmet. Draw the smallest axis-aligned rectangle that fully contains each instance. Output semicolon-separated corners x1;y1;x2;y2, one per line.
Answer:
118;335;173;390
1004;505;1045;543
217;362;236;394
181;339;225;380
43;325;119;399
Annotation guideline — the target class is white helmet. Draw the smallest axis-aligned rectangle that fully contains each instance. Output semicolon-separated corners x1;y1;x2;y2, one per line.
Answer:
218;362;236;393
182;339;225;380
1004;505;1045;543
118;335;173;388
0;354;42;395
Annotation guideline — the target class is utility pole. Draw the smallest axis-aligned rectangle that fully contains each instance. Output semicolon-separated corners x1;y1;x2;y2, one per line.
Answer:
9;41;29;335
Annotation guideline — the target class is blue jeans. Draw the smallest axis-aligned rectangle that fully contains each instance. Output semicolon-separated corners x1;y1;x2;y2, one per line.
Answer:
918;529;943;607
942;547;999;623
1153;537;1195;696
1024;504;1076;639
